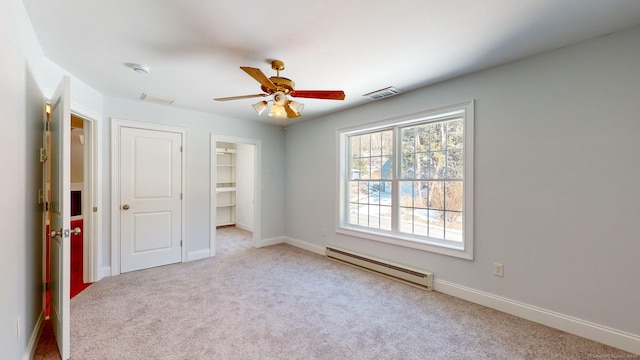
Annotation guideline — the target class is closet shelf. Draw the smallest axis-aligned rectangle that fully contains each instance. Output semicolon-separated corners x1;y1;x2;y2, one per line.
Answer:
216;187;236;192
216;203;236;208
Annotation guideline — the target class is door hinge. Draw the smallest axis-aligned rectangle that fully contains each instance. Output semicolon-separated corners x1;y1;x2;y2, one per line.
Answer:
45;282;49;291
45;122;50;132
180;145;183;153
180;240;183;247
180;193;183;200
39;148;47;163
93;207;98;213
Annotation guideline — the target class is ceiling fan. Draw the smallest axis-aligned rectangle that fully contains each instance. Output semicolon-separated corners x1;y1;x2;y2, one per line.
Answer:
214;60;346;119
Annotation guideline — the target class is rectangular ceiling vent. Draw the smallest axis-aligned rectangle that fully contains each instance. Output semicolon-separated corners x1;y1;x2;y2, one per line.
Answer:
140;93;174;106
363;86;402;100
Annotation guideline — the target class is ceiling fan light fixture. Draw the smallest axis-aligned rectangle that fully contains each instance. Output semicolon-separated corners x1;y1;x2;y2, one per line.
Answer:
273;91;287;106
288;100;304;115
268;104;287;119
252;101;268;115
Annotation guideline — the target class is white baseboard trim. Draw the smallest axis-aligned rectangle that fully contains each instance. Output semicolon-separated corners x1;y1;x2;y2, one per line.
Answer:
23;311;45;360
235;223;253;232
102;266;111;278
434;279;640;355
283;236;325;256
255;236;285;248
187;249;211;261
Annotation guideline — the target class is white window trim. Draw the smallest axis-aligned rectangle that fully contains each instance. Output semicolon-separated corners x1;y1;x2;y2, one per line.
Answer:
336;101;474;260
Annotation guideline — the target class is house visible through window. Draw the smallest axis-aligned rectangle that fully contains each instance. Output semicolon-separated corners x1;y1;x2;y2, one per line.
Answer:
338;101;474;259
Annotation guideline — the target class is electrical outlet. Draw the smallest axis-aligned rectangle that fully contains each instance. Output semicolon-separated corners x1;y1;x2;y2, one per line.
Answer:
493;263;504;277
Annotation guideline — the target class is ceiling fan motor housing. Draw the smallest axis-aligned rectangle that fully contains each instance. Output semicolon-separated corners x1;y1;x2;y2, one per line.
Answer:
262;77;295;94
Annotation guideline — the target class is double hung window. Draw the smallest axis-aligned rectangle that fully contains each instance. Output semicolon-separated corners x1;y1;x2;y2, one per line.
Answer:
338;102;474;259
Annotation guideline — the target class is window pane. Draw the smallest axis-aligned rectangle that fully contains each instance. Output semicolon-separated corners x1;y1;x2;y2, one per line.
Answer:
351;159;365;180
371;157;382;179
445;181;463;211
416;153;429;179
446;150;463;179
381;130;393;156
413;208;429;236
359;158;371;180
381;181;392;205
369;182;380;204
401;154;415;179
401;127;415;153
360;134;371;157
380;205;392;230
381;156;392;180
370;132;382;156
399;207;413;234
400;181;413;207
447;119;464;150
428;181;444;210
349;203;359;225
350;136;360;158
428;123;445;151
416;125;429;151
425;152;438;179
413;182;428;209
431;151;446;179
444;211;463;242
368;205;380;228
429;209;444;239
358;203;368;227
349;181;359;202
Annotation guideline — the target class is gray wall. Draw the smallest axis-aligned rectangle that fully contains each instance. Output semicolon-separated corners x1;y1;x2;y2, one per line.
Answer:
284;26;640;335
0;1;46;357
236;143;256;231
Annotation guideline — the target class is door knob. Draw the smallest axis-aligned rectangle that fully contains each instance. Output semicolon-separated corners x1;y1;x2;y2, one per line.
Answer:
71;227;82;236
122;204;130;210
49;229;62;238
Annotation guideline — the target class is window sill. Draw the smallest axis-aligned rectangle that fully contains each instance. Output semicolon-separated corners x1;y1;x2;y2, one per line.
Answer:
336;226;473;260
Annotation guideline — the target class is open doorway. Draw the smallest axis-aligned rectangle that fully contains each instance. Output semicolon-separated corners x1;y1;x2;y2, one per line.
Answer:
44;109;100;316
211;135;261;257
69;115;91;297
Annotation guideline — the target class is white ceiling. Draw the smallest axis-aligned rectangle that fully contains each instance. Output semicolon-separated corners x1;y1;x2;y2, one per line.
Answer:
24;0;640;126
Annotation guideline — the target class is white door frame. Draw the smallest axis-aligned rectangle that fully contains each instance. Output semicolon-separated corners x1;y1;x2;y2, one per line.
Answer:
210;134;261;256
111;118;188;276
72;107;102;283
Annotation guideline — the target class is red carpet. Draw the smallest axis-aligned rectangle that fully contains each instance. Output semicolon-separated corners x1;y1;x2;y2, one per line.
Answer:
46;219;92;317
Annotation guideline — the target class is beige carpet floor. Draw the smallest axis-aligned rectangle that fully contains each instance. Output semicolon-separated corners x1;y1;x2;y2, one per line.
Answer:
35;227;635;359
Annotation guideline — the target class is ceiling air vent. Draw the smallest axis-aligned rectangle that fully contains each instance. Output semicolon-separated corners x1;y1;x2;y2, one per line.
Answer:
363;86;402;100
140;93;174;106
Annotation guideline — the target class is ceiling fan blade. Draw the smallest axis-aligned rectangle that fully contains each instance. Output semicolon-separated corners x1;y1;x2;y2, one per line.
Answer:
290;90;346;100
240;66;277;92
213;93;267;101
284;101;301;118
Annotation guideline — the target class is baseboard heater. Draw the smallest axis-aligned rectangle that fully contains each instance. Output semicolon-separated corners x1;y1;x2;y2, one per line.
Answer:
325;246;433;291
